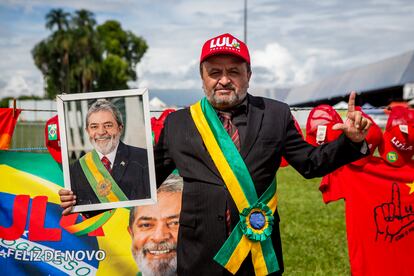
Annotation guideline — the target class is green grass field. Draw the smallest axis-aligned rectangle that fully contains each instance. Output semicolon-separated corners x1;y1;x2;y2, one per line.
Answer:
277;166;349;275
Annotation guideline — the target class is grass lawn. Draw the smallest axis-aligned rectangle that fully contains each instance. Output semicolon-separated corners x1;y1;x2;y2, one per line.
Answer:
277;166;349;275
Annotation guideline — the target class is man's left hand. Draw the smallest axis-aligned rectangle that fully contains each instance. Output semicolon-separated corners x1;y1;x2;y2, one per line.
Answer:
332;91;372;143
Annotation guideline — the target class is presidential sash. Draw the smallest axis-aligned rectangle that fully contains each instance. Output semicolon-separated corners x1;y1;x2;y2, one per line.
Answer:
79;150;128;203
190;98;279;275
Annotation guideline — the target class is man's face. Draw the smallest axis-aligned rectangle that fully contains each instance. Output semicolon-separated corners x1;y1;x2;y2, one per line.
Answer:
128;191;182;276
201;55;251;110
86;110;122;155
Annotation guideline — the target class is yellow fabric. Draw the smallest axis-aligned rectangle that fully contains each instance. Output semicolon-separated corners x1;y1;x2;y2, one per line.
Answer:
251;242;269;276
96;208;137;275
0;164;61;203
267;193;278;213
224;235;251;274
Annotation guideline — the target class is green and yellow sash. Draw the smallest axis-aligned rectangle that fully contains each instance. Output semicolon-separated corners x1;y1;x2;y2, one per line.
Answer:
79;150;128;203
190;98;279;275
63;210;115;236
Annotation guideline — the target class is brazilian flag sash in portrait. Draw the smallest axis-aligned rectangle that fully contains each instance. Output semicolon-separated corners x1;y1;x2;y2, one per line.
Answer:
79;150;128;203
190;98;279;275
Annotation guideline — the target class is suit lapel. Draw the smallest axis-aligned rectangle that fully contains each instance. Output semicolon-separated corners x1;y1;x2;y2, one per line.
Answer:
187;109;222;180
240;94;264;159
112;141;128;183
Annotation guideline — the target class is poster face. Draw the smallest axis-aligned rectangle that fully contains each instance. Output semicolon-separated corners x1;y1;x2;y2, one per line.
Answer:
56;89;157;212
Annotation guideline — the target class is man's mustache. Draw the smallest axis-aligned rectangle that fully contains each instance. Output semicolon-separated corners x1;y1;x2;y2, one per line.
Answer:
214;84;235;92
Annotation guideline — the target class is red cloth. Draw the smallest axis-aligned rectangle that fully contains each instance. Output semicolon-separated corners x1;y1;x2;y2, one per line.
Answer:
0;108;21;149
151;109;176;145
320;157;414;276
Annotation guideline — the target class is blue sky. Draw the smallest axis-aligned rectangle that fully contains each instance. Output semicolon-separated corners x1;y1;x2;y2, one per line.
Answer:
1;0;414;99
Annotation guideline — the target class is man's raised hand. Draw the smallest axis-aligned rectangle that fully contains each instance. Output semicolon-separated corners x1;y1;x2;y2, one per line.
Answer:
332;91;372;143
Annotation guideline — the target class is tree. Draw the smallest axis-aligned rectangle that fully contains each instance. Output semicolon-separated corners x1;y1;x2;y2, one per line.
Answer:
96;20;148;91
32;9;148;98
45;8;70;32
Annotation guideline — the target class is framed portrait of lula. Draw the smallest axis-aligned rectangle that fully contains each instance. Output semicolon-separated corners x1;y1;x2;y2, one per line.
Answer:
56;88;157;213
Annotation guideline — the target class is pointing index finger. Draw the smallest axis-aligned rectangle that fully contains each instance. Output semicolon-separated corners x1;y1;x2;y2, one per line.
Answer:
348;91;356;114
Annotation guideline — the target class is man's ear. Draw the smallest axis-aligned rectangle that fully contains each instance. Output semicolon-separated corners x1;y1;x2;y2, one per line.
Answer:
247;71;252;82
127;226;132;237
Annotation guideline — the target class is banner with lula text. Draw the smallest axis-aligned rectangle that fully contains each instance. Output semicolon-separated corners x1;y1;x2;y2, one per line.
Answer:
0;151;138;275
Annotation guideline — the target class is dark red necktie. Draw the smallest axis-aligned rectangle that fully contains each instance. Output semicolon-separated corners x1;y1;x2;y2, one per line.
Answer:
219;111;241;236
219;111;240;151
101;156;112;174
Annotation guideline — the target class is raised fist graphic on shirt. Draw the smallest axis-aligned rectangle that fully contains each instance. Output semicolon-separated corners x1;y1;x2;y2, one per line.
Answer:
374;183;414;242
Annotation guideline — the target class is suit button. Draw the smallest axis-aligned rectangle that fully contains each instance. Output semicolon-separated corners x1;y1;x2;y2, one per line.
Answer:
217;215;224;221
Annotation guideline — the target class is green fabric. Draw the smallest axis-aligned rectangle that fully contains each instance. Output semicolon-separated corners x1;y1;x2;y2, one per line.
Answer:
261;236;279;272
0;151;63;186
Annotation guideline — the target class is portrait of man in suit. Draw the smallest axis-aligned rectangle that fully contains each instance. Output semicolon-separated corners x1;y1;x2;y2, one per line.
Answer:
69;98;151;208
128;174;183;276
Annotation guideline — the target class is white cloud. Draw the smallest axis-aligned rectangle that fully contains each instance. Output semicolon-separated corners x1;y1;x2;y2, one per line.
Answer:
250;43;327;88
2;75;43;98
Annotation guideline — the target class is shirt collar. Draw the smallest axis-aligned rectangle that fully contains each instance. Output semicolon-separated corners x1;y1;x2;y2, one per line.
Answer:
96;142;119;168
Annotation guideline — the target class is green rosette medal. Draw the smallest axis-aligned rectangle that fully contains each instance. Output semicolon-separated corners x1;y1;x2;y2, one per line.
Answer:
190;98;279;275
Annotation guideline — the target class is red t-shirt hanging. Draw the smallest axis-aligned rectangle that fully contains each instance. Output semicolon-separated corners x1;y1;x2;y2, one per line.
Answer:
320;157;414;276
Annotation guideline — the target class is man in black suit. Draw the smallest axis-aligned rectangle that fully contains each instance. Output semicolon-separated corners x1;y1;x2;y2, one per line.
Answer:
61;33;371;275
69;99;150;207
153;33;371;275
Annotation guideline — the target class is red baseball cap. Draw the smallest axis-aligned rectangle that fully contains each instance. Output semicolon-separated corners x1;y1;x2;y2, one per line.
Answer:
379;124;414;167
379;106;414;167
351;107;383;167
200;33;250;64
306;105;343;146
45;115;62;163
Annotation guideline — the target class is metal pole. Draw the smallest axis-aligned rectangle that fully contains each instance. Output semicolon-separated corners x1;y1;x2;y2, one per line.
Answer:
244;0;247;43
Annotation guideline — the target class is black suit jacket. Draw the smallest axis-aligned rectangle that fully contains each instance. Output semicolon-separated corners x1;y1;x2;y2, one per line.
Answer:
71;141;151;206
155;94;366;275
